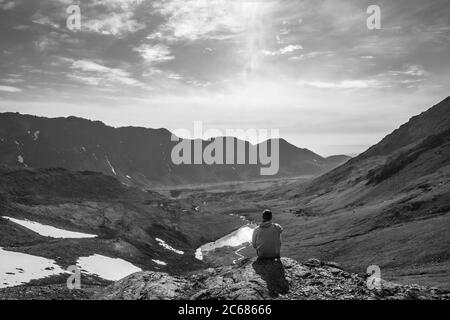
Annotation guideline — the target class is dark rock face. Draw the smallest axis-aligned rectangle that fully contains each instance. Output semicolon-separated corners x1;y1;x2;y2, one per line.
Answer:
95;258;450;300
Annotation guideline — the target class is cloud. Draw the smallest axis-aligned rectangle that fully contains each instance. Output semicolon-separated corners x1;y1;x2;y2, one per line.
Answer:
0;85;22;92
12;25;30;31
92;0;143;10
134;44;174;64
390;65;427;77
72;60;122;74
299;79;388;89
0;0;16;11
140;67;185;85
81;0;145;36
67;75;103;86
1;78;24;84
289;51;334;61
69;60;143;87
31;12;60;29
83;12;145;36
0;0;449;157
149;0;274;41
377;65;428;87
29;0;145;36
34;36;58;52
263;44;303;56
167;73;183;80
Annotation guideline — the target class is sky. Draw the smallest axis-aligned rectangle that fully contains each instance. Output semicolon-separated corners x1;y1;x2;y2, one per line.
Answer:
0;0;449;156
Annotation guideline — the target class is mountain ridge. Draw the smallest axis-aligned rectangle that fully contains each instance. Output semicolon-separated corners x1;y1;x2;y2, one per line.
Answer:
0;112;350;187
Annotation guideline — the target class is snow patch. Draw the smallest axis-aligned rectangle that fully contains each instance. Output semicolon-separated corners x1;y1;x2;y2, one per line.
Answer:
33;130;40;141
2;216;97;239
155;238;184;255
0;247;66;288
105;156;117;175
152;259;167;266
195;248;203;260
76;254;141;281
17;155;24;164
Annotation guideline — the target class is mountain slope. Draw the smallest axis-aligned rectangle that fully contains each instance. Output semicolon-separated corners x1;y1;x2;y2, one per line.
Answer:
362;96;450;158
0;113;349;186
282;96;450;208
262;96;450;288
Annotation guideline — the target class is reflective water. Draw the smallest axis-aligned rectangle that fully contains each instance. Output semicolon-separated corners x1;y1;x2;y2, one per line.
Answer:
195;224;256;261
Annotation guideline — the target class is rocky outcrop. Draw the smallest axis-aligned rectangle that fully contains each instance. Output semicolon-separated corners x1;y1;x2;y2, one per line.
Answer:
95;257;450;300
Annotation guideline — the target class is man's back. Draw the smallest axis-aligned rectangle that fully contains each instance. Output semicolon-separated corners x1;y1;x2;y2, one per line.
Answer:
252;221;283;259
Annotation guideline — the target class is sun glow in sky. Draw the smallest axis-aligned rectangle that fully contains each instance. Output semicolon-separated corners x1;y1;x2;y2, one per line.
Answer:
0;0;449;156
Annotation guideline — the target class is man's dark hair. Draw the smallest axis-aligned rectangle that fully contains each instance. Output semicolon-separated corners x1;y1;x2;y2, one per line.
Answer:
262;209;272;221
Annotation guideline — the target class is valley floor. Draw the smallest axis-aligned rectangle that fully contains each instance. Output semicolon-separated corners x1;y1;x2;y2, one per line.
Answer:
1;174;448;298
179;177;450;290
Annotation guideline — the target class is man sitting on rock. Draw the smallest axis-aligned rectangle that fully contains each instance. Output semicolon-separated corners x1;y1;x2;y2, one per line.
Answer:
252;209;283;260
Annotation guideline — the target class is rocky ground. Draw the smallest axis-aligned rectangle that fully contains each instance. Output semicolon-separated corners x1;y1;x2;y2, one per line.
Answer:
96;257;450;300
0;273;110;300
